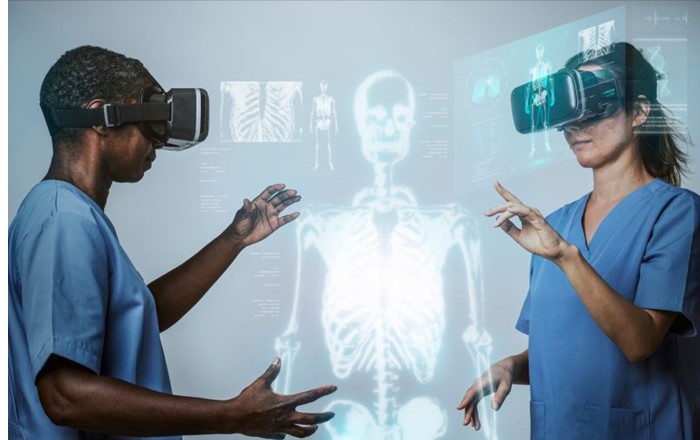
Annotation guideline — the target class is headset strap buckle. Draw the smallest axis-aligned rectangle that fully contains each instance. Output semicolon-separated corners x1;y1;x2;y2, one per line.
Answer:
103;104;121;128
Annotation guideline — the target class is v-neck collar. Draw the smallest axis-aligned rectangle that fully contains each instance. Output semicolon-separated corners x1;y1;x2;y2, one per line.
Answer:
576;179;660;254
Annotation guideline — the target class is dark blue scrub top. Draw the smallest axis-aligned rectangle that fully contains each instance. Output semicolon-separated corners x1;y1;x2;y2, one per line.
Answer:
517;179;700;440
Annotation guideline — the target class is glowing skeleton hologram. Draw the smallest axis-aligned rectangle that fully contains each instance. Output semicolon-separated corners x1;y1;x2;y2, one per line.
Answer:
310;80;339;171
275;70;496;440
219;81;303;142
525;44;554;159
578;20;616;62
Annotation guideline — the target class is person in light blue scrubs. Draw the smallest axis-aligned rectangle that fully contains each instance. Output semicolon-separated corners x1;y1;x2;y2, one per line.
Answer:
458;42;700;439
8;46;336;440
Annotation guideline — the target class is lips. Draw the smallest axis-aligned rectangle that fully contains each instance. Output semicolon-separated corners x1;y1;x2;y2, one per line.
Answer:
570;139;592;149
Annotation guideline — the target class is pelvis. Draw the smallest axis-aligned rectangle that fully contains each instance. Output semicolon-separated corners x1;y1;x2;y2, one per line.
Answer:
324;397;447;440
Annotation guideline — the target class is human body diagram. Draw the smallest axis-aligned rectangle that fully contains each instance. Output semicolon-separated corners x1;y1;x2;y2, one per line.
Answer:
274;71;497;440
310;80;338;170
525;45;554;159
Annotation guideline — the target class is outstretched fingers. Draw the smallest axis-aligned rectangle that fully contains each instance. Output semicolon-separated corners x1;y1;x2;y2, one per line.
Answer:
271;409;333;438
256;183;287;202
278;212;301;226
271;192;302;213
288;385;338;406
288;411;335;426
458;387;485;426
282;424;318;438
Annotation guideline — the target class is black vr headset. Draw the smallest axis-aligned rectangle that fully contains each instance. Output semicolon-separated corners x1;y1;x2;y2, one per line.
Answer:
510;68;624;133
41;84;209;151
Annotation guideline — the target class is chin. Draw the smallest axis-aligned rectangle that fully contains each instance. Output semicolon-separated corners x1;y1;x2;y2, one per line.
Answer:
117;172;146;183
572;151;600;169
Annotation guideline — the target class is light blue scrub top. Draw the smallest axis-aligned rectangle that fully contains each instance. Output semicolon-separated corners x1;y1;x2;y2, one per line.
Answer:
516;179;700;440
8;180;181;440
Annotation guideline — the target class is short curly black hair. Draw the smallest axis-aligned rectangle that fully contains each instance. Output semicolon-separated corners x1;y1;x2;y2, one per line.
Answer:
40;45;156;147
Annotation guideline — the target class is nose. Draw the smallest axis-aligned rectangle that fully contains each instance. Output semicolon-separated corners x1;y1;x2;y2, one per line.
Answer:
383;120;396;137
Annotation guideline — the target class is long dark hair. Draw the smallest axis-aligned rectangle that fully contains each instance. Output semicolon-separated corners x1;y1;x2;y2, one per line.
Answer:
565;42;690;186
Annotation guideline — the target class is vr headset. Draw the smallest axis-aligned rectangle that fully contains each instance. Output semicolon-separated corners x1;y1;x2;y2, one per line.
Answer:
510;68;623;133
41;84;209;151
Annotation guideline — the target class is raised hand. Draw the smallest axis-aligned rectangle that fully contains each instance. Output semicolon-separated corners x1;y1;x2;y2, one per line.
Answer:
228;358;336;439
485;181;569;261
228;184;302;247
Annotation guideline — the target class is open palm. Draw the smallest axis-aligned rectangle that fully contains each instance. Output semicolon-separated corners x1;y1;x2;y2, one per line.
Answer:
230;183;301;247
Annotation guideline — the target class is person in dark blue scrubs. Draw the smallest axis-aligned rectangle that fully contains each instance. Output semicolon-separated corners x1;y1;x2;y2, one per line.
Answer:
458;42;700;439
9;46;336;440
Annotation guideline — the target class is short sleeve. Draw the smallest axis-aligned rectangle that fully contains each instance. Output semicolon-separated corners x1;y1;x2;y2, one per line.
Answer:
634;193;700;337
515;258;536;335
18;211;110;378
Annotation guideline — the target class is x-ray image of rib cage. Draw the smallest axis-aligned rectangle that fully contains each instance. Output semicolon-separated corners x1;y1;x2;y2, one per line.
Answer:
220;81;303;142
578;20;616;62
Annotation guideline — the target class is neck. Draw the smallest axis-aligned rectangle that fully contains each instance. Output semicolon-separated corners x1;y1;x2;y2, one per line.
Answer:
43;145;111;209
591;143;653;204
372;162;393;199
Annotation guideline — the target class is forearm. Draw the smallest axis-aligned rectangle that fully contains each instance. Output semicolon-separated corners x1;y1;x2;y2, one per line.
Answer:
38;364;234;436
149;227;245;331
555;244;674;361
507;349;530;385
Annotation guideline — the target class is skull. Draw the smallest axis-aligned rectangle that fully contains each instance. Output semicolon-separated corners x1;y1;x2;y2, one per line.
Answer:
354;70;415;165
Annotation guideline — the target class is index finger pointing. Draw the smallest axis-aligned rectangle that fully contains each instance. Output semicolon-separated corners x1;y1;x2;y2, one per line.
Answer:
494;181;523;204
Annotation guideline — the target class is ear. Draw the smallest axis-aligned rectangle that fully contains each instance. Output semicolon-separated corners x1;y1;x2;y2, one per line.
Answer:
632;95;651;128
86;99;109;137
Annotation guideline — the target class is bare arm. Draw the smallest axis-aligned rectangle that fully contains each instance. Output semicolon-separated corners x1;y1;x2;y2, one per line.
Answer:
554;244;677;362
149;184;301;331
489;182;678;362
37;355;335;438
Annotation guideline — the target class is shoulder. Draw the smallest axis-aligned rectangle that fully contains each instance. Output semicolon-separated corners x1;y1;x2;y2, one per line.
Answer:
649;179;700;206
645;180;700;226
10;181;113;246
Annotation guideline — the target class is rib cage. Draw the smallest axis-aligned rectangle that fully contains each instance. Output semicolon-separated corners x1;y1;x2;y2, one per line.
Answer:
315;207;459;384
221;81;302;142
